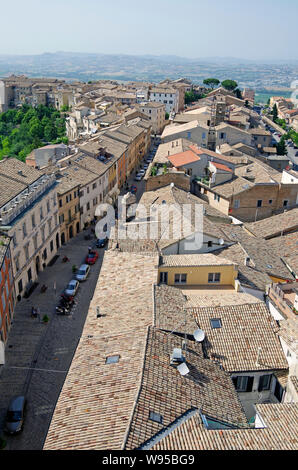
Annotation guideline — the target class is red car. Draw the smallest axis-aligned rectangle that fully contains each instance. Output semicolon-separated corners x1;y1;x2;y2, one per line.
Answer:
85;251;99;265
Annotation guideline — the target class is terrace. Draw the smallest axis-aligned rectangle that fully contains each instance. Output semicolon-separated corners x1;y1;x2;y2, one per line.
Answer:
267;282;298;319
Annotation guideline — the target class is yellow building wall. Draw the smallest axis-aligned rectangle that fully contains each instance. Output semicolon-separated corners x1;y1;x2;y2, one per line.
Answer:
108;163;117;191
269;275;289;284
158;265;238;286
58;188;80;243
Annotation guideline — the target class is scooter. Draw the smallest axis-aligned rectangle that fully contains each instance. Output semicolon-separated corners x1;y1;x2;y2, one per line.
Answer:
40;284;47;293
59;298;75;309
56;305;71;315
62;256;70;263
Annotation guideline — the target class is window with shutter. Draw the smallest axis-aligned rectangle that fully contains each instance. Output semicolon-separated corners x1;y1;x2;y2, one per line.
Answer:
246;376;254;392
233;375;254;392
258;374;272;392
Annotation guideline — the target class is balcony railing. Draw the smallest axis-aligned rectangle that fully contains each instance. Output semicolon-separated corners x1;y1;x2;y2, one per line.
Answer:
0;175;56;225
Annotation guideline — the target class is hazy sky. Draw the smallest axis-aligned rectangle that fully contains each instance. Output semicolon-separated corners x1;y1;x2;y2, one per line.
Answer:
1;0;297;60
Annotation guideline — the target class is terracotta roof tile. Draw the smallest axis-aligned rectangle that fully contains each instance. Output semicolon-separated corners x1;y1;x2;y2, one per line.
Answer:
124;327;248;449
190;303;288;372
153;404;298;450
168;150;200;167
44;252;159;450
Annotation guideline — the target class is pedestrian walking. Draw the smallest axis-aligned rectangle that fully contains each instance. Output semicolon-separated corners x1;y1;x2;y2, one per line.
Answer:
31;307;37;318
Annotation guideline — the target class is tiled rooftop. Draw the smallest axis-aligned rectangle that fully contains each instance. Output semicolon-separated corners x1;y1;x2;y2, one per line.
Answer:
124;327;248;449
0;158;43;207
185;291;263;308
44;252;159;450
168;150;200;167
215;243;273;290
190;303;288;372
160;253;237;268
245;207;298;239
215;225;295;283
109;185;233;253
153;404;298;450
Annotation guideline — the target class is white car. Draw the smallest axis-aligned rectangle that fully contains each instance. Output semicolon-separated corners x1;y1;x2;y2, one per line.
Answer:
76;264;90;282
138;169;146;175
65;279;79;296
134;174;143;181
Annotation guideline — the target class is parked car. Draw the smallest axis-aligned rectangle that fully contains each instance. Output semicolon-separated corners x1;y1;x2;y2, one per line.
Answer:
65;279;79;296
143;164;149;170
138;169;146;175
96;238;108;248
5;396;26;434
134;174;143;181
146;158;153;164
85;251;99;265
295;151;298;156
76;264;90;282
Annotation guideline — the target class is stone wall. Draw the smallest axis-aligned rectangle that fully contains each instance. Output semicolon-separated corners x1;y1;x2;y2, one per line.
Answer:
145;172;190;192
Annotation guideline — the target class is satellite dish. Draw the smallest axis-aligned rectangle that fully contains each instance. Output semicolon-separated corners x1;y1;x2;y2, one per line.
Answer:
219;238;225;245
177;362;190;376
194;329;205;342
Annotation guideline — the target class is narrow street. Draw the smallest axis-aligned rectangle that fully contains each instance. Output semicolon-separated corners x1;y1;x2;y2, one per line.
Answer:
0;229;106;450
0;146;150;450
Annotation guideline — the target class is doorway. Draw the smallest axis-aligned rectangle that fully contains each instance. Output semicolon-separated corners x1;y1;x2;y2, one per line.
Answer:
35;256;40;275
56;233;60;250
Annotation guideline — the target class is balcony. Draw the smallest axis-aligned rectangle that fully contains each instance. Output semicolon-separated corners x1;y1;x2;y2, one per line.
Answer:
268;283;298;319
195;176;210;186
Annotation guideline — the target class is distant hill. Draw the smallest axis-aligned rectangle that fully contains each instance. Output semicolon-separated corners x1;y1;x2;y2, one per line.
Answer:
0;51;297;88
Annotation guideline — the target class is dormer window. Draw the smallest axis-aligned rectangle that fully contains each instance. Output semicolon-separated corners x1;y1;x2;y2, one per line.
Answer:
105;355;120;364
210;318;222;329
149;411;163;424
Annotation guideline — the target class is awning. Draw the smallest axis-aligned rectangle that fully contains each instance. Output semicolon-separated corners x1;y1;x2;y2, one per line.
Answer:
0;341;5;365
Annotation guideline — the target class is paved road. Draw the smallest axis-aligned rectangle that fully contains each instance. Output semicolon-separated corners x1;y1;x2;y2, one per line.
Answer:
0;145;152;450
0;229;105;450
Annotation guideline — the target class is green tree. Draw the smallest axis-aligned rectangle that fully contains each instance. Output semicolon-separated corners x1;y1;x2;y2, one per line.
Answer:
221;80;238;91
276;136;287;155
22;108;37;124
185;90;203;104
234;88;243;99
0;137;10;158
29;121;44;140
272;104;278;122
0;104;67;161
44;123;57;142
0;121;8;135
60;104;69;112
203;78;220;90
